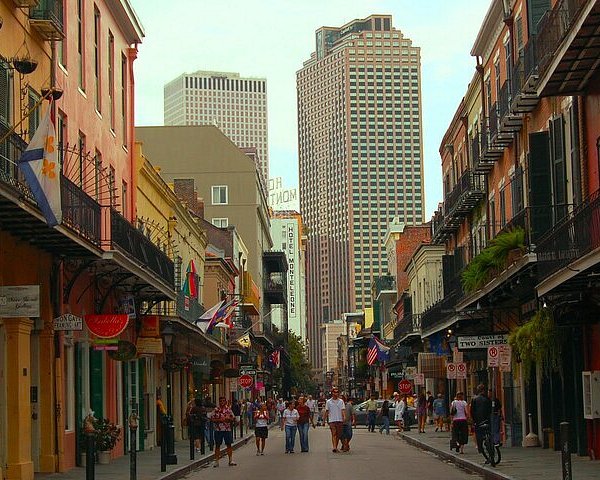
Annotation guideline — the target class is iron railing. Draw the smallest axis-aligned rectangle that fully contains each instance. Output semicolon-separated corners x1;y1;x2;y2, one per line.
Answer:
29;0;64;39
0;123;35;202
536;190;600;280
393;313;421;340
420;301;445;333
61;176;101;245
110;209;175;289
488;104;499;140
443;169;485;217
498;80;512;122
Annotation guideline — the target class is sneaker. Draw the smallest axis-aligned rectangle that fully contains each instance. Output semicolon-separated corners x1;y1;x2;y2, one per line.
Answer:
228;462;237;466
213;462;219;468
256;451;260;456
260;452;264;455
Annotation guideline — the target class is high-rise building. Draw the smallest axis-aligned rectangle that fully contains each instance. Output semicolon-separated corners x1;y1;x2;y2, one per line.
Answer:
164;70;269;182
297;15;424;368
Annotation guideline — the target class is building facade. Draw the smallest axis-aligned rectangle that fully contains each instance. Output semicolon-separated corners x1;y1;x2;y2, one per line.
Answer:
164;70;269;182
297;14;424;368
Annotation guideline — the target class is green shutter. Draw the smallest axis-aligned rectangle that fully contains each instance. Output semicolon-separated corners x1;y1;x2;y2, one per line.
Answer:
90;348;104;419
550;116;567;220
0;60;10;125
527;0;551;34
528;131;552;242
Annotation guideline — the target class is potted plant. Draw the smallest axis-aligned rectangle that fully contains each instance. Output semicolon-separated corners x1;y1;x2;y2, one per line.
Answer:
94;418;121;464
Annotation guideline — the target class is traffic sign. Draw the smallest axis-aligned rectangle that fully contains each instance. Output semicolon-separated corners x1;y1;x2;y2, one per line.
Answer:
498;344;512;372
487;346;499;367
456;362;467;379
398;379;412;395
414;373;425;385
238;374;253;389
446;362;457;379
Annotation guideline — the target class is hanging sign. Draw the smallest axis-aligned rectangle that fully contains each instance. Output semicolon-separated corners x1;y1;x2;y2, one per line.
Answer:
446;362;457;379
487;346;500;367
136;337;163;354
414;373;425;385
108;341;137;361
119;294;136;319
85;314;129;338
498;344;512;372
0;285;40;317
53;313;83;331
139;315;160;337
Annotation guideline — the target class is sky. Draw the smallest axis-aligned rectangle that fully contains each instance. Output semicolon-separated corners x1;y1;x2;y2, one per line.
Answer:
130;0;491;219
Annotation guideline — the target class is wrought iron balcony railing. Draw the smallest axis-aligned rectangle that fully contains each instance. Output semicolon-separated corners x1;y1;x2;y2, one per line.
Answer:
393;313;421;341
443;169;485;219
110;209;175;289
29;0;65;40
420;301;445;333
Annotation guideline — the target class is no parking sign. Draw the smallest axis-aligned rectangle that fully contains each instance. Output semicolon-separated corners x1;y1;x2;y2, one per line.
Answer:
487;346;499;367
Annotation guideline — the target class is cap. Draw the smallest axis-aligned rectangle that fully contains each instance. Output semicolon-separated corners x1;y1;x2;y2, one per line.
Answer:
393;392;399;396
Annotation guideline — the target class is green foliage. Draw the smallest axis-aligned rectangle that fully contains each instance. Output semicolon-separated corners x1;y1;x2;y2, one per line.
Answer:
272;332;317;395
93;418;121;451
508;308;561;380
461;227;525;293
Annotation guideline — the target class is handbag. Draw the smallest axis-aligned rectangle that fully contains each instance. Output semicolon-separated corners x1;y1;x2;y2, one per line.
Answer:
450;402;457;416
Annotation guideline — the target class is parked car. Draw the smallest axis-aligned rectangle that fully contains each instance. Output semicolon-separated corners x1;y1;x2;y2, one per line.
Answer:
353;399;416;428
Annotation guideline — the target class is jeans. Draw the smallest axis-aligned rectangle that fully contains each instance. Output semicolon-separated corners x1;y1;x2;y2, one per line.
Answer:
491;413;501;445
367;411;377;431
379;416;390;434
298;422;309;451
285;425;297;452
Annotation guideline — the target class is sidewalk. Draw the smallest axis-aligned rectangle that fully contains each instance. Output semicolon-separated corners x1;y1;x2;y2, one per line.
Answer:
36;429;256;480
398;427;600;480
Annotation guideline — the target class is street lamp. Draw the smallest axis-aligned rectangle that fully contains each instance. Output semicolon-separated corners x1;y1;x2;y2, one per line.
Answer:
161;321;176;415
160;321;178;470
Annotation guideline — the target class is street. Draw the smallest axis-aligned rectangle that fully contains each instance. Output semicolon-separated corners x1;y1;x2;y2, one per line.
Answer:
183;427;482;479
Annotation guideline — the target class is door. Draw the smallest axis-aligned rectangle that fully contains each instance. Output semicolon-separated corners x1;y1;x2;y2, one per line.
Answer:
124;360;141;450
30;332;40;471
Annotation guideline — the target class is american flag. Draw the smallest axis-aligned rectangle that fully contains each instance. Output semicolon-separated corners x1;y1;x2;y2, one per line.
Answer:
367;336;390;365
269;349;281;368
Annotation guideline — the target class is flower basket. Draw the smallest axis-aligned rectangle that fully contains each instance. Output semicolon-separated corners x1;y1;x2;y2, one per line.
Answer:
93;418;121;452
12;58;38;75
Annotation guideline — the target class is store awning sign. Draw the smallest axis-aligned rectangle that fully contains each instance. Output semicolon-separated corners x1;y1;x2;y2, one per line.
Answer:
85;314;129;338
53;313;83;331
457;334;508;349
136;337;163;354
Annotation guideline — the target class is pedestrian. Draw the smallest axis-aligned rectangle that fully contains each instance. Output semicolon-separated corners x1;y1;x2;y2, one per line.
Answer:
433;393;446;432
324;387;346;452
470;384;492;455
204;396;216;450
426;390;435;425
281;401;299;453
187;398;206;452
378;400;391;434
306;394;318;427
254;402;270;455
417;391;427;433
392;392;404;433
231;398;241;438
366;393;378;432
211;396;237;467
247;398;255;429
450;391;469;454
276;397;286;422
488;388;502;446
340;396;355;452
296;395;311;452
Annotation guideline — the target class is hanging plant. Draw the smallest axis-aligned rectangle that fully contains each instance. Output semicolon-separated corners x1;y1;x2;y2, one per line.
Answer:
508;307;561;380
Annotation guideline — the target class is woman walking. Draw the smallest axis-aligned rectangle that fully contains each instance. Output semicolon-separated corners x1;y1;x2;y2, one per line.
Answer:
378;400;391;434
450;391;469;454
296;396;311;452
417;392;427;433
433;393;446;432
281;401;299;453
254;402;270;455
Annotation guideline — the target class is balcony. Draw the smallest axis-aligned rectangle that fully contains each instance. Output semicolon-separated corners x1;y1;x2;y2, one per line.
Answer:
511;50;539;114
373;275;395;299
29;0;65;40
420;301;445;336
109;209;175;290
61;176;101;246
13;1;39;8
242;271;260;315
393;313;421;344
431;207;452;244
263;251;287;305
536;191;600;287
536;0;600;97
480;125;504;162
497;80;523;137
471;132;494;173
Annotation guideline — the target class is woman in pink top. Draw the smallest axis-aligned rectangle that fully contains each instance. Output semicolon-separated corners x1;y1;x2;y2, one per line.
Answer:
450;391;469;454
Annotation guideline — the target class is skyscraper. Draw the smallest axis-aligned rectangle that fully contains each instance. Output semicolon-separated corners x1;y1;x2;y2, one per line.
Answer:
164;70;269;182
297;15;424;368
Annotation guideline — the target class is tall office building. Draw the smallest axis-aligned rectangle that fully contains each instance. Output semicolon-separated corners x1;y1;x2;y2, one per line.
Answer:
297;15;424;368
164;70;269;182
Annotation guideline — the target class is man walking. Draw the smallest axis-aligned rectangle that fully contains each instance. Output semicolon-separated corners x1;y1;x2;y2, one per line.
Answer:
306;395;317;427
324;388;346;452
366;393;378;432
470;384;492;456
211;397;237;467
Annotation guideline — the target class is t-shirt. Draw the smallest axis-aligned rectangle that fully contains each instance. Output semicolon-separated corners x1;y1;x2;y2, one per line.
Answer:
254;410;269;428
306;399;317;413
282;408;299;426
433;398;446;416
326;398;345;422
471;394;492;423
393;400;405;421
451;400;468;421
344;403;355;426
366;399;378;412
211;406;234;431
296;404;311;424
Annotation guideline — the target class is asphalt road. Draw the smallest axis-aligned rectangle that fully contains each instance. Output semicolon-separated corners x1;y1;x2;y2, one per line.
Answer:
183;426;482;479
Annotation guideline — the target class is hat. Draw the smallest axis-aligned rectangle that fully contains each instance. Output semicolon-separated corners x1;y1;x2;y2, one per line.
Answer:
393;392;399;396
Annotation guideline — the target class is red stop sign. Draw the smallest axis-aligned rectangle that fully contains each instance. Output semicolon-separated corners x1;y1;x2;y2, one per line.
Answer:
238;374;253;388
398;379;412;395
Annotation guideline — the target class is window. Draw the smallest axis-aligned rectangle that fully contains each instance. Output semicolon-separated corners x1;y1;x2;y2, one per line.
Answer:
212;218;228;228
122;181;128;217
77;132;85;187
94;150;101;200
77;0;85;90
108;32;114;129
28;88;40;141
121;53;127;146
109;165;115;207
63;338;75;431
0;60;11;126
94;6;101;112
499;187;506;227
57;111;67;168
211;185;228;205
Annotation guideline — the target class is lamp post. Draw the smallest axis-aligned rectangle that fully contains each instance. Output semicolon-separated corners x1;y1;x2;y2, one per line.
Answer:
160;321;177;471
161;322;176;416
128;411;138;480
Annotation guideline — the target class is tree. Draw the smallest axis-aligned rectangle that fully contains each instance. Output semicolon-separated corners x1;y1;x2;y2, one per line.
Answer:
273;332;316;396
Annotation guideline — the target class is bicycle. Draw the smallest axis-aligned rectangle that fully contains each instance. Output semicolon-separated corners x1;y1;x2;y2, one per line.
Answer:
476;420;501;466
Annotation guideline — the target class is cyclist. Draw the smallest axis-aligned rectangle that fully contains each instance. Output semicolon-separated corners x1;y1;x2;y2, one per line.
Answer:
470;384;492;456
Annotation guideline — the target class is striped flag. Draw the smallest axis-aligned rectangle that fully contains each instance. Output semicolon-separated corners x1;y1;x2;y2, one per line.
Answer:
19;102;62;226
367;336;391;365
269;349;281;368
367;337;378;365
209;299;239;332
195;300;225;333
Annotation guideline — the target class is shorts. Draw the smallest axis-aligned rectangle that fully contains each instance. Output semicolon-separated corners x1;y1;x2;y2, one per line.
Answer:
214;430;233;447
255;426;268;439
341;423;353;440
328;421;343;437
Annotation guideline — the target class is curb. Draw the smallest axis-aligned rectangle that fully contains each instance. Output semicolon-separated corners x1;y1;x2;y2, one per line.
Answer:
398;432;517;480
157;432;256;480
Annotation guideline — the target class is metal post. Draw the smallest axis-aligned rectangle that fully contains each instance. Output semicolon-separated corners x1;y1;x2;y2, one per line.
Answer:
200;419;206;455
189;416;195;460
560;422;572;480
129;412;138;480
85;432;95;480
160;416;166;472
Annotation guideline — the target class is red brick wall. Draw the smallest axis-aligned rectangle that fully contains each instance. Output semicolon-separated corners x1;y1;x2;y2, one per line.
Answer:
395;225;431;292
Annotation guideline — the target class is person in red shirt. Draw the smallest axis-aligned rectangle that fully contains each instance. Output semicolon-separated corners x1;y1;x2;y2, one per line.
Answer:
296;396;312;452
211;397;237;467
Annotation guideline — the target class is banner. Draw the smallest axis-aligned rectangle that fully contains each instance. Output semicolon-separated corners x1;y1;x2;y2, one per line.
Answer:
85;314;129;338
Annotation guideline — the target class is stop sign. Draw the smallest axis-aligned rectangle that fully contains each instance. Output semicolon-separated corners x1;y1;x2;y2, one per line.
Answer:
238;374;253;389
398;379;412;395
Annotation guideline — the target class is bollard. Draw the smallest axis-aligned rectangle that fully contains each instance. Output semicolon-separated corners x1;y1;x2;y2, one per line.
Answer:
160;416;167;472
85;432;95;480
165;416;178;465
189;415;195;461
240;416;244;437
560;422;572;480
200;419;206;455
129;413;138;480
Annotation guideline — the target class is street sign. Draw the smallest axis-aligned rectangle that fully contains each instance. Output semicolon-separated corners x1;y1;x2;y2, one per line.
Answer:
238;374;253;389
487;346;500;367
446;362;457;379
499;344;512;372
414;373;425;385
456;362;467;379
398;379;412;395
239;368;257;376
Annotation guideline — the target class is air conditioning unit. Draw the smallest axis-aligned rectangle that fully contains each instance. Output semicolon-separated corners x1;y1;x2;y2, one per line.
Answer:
582;371;600;419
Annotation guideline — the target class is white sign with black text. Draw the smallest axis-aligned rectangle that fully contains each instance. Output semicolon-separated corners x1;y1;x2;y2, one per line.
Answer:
458;334;508;349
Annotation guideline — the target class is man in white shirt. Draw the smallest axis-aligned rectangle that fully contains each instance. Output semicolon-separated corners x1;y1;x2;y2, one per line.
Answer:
306;395;317;428
324;388;346;452
392;392;406;433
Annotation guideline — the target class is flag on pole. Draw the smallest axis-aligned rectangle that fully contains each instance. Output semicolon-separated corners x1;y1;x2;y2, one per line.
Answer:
208;299;239;332
237;332;251;348
367;336;391;365
19;102;62;226
195;300;225;333
182;260;198;298
269;349;281;368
